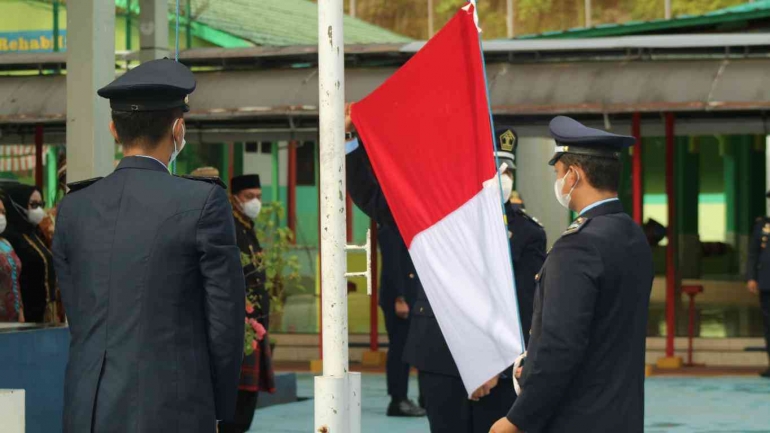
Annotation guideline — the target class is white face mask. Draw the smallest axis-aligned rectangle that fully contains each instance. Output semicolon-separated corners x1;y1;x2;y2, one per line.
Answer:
169;119;186;165
0;215;6;234
26;207;45;226
242;198;262;220
500;175;514;203
554;168;580;210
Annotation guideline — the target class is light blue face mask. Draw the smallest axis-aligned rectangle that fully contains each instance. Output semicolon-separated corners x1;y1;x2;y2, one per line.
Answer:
169;118;186;165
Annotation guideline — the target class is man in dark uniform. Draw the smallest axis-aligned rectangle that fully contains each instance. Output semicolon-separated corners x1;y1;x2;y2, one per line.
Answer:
377;222;426;416
345;103;545;431
746;196;770;378
491;116;654;433
219;174;277;432
52;59;245;433
495;127;547;351
343;106;425;417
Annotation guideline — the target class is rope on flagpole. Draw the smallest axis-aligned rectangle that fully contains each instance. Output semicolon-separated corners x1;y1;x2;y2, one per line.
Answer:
472;0;527;353
175;0;180;61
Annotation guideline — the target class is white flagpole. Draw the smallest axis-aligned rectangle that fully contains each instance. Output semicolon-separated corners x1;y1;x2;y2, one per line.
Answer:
315;0;357;432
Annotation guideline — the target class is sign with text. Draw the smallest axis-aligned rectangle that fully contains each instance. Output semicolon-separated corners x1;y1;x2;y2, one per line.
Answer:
0;30;67;53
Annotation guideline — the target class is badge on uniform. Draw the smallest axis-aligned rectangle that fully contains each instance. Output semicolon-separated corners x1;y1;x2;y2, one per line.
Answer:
562;216;589;236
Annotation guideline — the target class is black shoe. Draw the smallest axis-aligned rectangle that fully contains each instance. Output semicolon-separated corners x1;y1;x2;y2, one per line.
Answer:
760;368;770;378
387;399;426;417
418;394;425;409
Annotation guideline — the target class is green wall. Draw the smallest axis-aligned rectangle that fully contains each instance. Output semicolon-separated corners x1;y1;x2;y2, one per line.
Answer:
0;0;216;54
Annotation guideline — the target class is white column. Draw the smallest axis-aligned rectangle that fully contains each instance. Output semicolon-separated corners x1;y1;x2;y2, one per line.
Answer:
428;0;435;37
664;0;672;19
139;0;169;62
516;137;570;249
506;0;515;38
584;0;592;27
66;0;115;182
315;0;352;431
350;0;356;17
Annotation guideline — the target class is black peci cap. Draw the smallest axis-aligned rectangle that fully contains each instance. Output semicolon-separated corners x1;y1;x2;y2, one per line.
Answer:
495;126;518;170
97;58;196;112
548;116;636;166
231;174;261;194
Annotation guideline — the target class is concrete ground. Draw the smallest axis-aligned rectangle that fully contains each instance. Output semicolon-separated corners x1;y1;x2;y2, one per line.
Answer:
251;373;770;432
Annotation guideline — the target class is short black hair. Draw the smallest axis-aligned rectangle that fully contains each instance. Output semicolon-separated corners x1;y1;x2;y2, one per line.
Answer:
112;108;182;149
559;153;622;192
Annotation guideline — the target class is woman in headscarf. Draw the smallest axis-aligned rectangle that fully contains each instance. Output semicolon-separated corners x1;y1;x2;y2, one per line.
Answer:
0;183;57;323
0;194;24;322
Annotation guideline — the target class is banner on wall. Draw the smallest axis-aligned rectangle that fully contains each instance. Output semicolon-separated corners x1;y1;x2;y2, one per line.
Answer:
0;30;67;53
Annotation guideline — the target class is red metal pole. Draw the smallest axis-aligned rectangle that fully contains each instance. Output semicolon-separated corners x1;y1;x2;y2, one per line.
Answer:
228;143;235;183
687;293;695;365
34;125;44;190
287;141;297;243
632;113;643;225
665;113;676;358
370;220;379;352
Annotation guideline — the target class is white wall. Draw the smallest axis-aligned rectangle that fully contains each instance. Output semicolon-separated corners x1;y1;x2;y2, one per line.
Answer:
516;137;571;249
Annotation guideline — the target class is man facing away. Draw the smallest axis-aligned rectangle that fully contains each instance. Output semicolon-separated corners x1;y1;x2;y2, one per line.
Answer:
52;59;245;433
491;116;654;433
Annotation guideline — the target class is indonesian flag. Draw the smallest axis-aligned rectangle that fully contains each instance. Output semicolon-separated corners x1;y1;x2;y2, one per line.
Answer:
351;4;524;395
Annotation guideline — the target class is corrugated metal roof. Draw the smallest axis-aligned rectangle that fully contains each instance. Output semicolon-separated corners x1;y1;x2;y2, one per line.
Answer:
186;0;411;46
515;0;770;39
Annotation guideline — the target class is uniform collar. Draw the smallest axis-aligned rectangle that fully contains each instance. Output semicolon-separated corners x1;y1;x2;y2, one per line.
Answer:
579;197;619;216
116;155;169;173
580;198;624;220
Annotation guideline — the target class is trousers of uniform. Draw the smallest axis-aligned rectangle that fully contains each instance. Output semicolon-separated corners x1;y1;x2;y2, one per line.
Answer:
762;292;770;362
218;391;258;433
383;307;411;399
419;371;515;433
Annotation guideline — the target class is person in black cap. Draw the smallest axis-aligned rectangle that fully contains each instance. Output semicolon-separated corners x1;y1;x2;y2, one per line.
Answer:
461;127;546;432
491;116;654;433
52;59;245;433
343;105;426;418
746;192;770;379
220;174;277;433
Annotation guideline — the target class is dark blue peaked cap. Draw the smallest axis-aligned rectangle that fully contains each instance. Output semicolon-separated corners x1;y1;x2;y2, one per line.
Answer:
98;58;196;112
548;116;636;166
495;126;518;170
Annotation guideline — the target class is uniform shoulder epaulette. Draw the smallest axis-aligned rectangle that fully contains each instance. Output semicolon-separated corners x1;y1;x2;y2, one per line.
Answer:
66;177;103;193
516;208;544;228
562;216;591;236
176;175;227;189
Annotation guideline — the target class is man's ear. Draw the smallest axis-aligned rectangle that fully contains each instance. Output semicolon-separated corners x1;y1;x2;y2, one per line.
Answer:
109;121;120;143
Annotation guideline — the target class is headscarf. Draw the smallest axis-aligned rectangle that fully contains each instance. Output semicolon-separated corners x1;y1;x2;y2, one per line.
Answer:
0;183;42;236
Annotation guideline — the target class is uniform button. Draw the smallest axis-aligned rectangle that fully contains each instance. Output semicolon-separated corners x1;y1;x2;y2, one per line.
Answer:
409;273;415;279
420;307;424;313
535;273;540;281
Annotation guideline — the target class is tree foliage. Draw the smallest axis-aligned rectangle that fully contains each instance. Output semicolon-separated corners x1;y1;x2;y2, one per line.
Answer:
343;0;745;39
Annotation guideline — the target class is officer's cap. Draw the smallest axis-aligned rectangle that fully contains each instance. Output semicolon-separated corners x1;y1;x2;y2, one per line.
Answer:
231;175;261;194
548;116;635;166
98;59;196;113
495;126;518;170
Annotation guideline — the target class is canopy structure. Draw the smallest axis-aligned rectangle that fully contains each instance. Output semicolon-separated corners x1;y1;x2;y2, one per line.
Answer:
2;34;770;144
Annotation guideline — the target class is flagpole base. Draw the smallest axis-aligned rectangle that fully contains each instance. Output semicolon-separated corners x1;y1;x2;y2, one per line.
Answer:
315;376;348;433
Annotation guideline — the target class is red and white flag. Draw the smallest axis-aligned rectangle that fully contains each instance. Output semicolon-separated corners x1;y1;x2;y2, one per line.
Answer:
351;4;524;395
